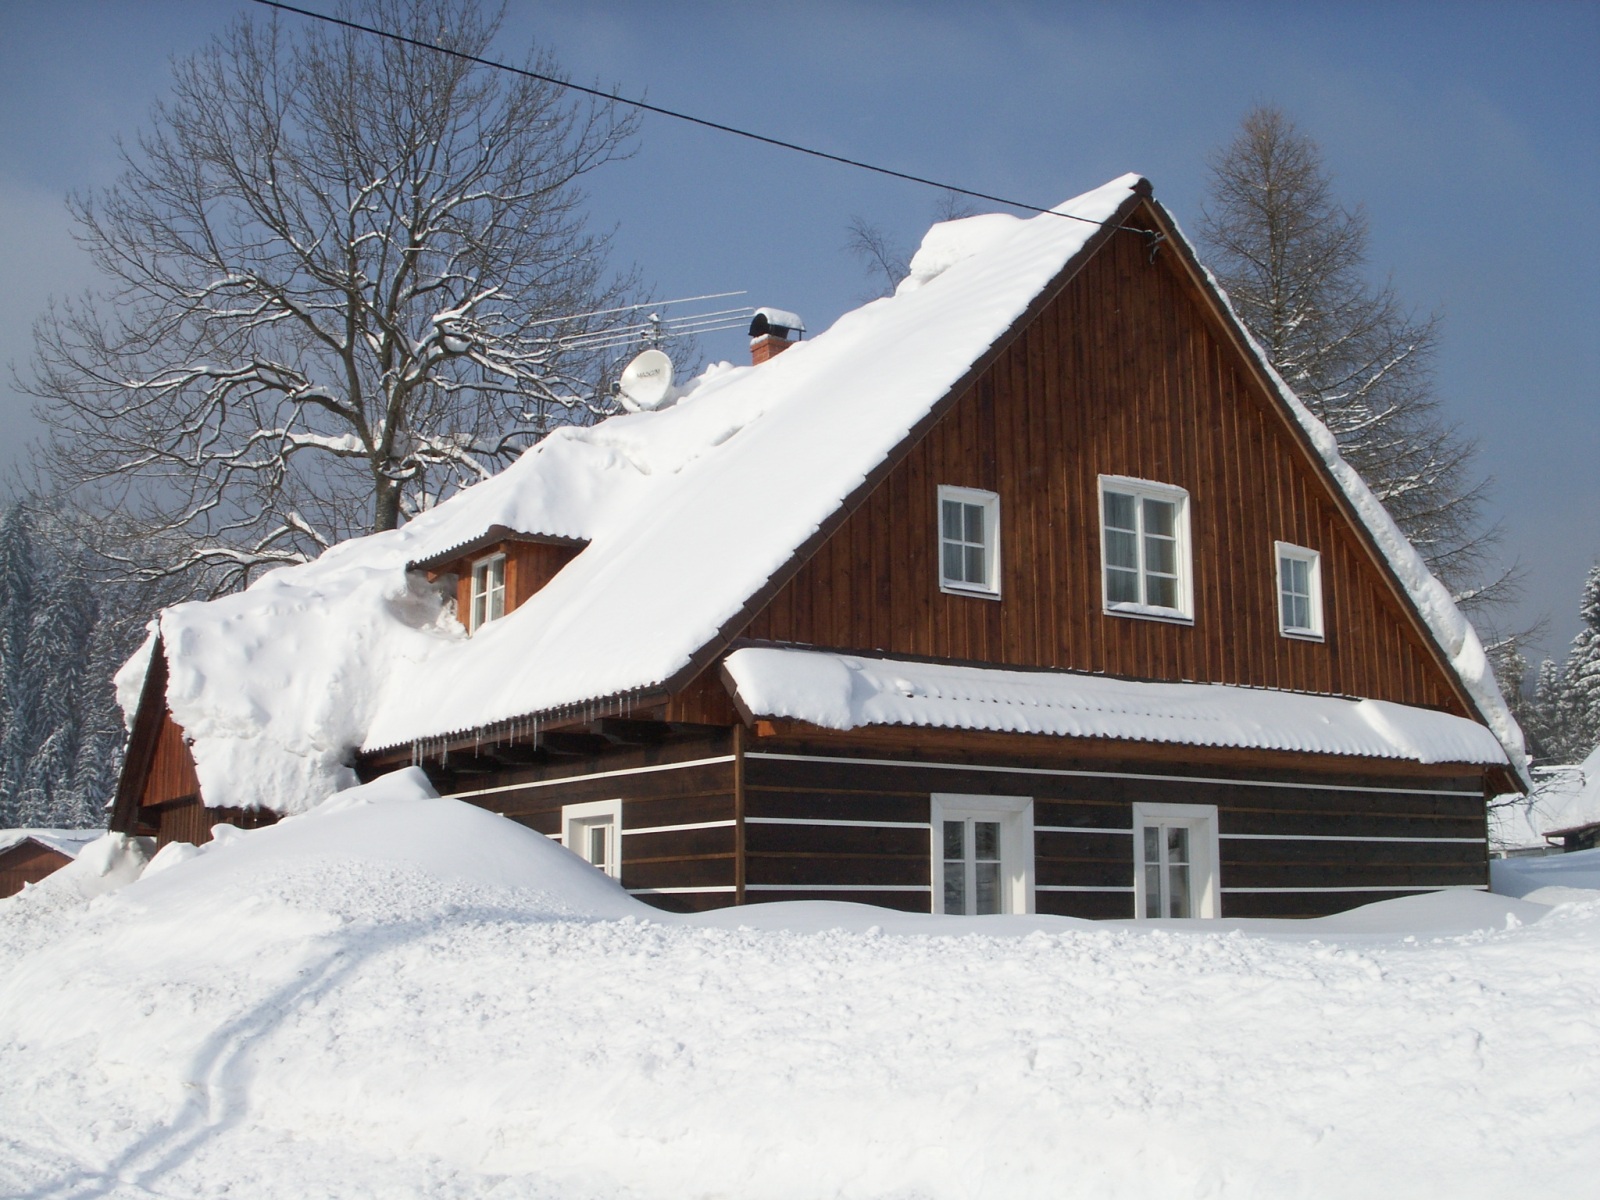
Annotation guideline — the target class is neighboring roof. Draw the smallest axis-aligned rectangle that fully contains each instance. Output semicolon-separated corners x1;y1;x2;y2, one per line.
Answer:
1493;744;1600;850
0;829;102;859
119;174;1526;815
723;647;1511;768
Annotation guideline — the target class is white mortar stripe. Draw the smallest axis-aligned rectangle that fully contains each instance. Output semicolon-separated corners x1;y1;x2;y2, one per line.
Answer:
626;885;737;895
744;752;1482;797
623;819;738;836
743;884;931;892
443;754;735;800
1036;825;1134;835
745;816;931;830
1220;833;1485;844
1221;884;1487;894
1036;885;1136;892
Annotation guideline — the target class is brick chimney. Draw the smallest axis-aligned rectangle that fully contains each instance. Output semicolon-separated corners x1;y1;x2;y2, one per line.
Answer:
749;308;805;365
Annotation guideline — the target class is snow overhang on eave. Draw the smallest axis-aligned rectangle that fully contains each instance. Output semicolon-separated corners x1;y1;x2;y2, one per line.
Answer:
720;646;1513;771
407;526;590;574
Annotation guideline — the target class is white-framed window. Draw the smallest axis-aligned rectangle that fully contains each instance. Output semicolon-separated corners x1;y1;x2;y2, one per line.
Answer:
1132;802;1220;919
1275;542;1324;640
1099;475;1192;621
938;485;1001;598
562;798;622;879
930;793;1034;914
469;553;507;632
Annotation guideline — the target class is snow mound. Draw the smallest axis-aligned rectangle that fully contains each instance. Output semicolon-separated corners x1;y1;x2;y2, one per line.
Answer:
895;211;1026;294
2;771;1594;1198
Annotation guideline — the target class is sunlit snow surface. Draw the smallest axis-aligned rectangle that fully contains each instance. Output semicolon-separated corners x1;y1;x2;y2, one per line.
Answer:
1;770;1592;1199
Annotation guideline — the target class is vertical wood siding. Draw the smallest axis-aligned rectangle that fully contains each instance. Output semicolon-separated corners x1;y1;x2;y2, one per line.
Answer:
741;227;1463;714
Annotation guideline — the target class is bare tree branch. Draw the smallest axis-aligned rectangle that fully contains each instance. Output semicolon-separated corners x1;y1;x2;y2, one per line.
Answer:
21;0;641;594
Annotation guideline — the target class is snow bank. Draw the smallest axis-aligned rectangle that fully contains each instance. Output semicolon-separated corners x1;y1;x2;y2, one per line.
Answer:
725;646;1510;765
1;785;1593;1198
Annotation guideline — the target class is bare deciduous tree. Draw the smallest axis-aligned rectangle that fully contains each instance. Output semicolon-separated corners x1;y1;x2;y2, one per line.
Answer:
24;0;639;591
1198;105;1515;615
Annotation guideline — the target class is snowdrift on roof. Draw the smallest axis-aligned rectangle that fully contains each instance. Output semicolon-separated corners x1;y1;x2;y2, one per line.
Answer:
724;647;1510;766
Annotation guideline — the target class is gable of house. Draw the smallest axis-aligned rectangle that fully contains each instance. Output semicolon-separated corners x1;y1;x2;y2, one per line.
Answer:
734;196;1468;717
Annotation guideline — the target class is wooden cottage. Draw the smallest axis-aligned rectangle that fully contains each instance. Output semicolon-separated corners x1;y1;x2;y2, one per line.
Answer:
111;175;1526;919
0;830;101;898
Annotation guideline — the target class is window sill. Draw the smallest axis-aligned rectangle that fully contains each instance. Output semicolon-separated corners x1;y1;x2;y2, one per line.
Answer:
941;582;1002;601
1104;602;1193;625
1280;628;1325;643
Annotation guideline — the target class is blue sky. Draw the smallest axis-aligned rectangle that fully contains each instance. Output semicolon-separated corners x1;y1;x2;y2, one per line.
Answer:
1;0;1595;659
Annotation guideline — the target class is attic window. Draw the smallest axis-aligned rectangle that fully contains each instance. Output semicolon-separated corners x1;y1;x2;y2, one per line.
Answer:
469;553;506;632
938;485;1001;598
1275;543;1324;640
1099;476;1192;622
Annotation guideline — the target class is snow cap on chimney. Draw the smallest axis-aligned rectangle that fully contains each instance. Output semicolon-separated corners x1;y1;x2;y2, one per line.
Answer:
749;307;805;365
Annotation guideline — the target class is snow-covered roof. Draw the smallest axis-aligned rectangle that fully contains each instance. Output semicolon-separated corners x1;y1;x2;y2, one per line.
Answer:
121;174;1525;815
0;828;102;859
724;647;1510;767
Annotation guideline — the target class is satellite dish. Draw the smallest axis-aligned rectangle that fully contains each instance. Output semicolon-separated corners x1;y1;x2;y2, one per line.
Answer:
616;348;674;412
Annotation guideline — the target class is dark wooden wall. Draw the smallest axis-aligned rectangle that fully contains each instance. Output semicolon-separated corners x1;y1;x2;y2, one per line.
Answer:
436;732;739;912
0;842;73;897
742;738;1487;919
739;219;1464;715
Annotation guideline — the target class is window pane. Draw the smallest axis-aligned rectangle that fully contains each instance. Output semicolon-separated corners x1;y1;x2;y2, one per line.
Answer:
1144;863;1162;918
488;586;505;622
1105;529;1138;570
942;499;963;540
588;823;608;869
1143;497;1175;538
1146;575;1176;609
1145;534;1176;577
1286;593;1309;630
1104;490;1136;531
964;545;985;585
1167;826;1189;865
943;820;965;860
1107;566;1140;604
942;541;964;582
944;860;966;915
1167;864;1191;918
975;860;1002;915
1287;557;1308;594
963;503;984;544
1144;826;1160;862
974;821;1000;862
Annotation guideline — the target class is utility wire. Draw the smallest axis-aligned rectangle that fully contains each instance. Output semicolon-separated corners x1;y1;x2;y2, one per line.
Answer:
247;0;1139;232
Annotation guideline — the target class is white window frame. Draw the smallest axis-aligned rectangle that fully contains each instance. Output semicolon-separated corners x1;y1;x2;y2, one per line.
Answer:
930;793;1034;915
1131;801;1220;919
1098;475;1193;622
937;485;1002;599
562;798;622;879
1274;542;1324;641
469;552;507;633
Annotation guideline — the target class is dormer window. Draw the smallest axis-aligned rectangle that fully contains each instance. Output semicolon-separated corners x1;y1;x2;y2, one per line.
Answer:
469;553;506;632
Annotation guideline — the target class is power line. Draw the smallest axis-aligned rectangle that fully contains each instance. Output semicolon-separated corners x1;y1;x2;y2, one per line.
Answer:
246;0;1136;233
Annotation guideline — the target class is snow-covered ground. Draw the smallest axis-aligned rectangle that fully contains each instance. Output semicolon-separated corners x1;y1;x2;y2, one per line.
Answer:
2;771;1594;1199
